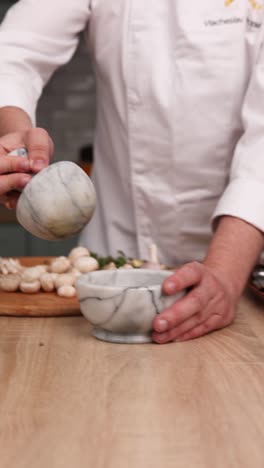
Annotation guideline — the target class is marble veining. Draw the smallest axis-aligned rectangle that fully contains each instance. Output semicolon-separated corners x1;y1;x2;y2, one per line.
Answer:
76;269;185;344
16;161;96;240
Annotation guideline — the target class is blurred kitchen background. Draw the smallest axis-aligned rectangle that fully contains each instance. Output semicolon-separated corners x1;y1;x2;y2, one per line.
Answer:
0;0;96;256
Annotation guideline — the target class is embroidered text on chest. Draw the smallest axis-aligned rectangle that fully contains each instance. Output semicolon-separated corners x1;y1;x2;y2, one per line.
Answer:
225;0;262;9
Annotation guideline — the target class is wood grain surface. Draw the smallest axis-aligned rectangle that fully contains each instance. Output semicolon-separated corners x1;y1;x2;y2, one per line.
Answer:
0;292;264;468
0;257;80;317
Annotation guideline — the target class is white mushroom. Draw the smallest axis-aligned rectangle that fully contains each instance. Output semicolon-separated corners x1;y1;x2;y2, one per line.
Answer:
70;268;82;278
55;273;75;289
35;264;49;275
40;273;57;292
20;280;41;293
68;246;90;263
73;256;99;273
0;257;23;275
50;256;71;274
120;264;133;269
0;274;21;292
57;285;76;298
21;266;43;282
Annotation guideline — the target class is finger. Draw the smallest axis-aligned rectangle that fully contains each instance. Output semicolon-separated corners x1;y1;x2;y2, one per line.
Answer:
153;310;208;344
0;195;8;206
153;283;212;333
0;138;27;156
163;262;203;295
0;173;31;196
5;191;20;209
0;144;8;157
27;128;52;172
0;192;19;209
0;156;30;174
174;314;225;342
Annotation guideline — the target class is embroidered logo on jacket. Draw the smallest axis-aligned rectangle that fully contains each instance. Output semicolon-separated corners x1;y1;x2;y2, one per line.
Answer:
225;0;262;9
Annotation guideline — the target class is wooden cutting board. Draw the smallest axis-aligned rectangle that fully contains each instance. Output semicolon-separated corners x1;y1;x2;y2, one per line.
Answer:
0;257;81;317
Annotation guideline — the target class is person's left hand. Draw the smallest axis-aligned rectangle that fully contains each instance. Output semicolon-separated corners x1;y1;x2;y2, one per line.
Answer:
152;261;238;344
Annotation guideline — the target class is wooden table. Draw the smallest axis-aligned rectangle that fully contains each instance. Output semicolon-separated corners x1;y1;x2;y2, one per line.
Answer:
1;292;264;468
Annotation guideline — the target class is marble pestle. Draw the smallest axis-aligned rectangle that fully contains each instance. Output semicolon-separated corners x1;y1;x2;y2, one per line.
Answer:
8;148;96;241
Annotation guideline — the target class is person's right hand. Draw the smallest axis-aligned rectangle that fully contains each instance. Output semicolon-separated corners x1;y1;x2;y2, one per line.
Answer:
0;127;54;209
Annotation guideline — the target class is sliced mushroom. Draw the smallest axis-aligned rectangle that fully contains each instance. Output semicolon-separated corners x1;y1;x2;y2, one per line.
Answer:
0;257;23;275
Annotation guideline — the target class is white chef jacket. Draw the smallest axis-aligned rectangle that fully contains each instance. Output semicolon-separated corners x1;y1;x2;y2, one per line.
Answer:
0;0;264;265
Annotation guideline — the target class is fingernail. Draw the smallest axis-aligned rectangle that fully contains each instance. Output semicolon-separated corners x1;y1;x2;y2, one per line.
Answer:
153;332;169;344
165;281;177;294
156;319;168;332
32;160;46;171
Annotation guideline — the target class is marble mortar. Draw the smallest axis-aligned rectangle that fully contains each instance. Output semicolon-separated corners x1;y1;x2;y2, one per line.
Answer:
76;269;185;344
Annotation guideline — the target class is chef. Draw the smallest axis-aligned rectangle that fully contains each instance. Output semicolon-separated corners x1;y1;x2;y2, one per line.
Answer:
0;0;263;344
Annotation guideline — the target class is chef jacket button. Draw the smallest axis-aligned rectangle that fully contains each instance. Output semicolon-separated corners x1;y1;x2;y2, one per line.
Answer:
128;89;141;105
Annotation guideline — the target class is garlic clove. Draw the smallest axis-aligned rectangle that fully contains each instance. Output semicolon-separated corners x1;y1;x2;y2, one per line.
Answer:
0;257;23;275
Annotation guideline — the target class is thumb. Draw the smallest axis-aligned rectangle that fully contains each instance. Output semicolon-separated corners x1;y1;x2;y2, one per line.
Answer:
26;128;54;173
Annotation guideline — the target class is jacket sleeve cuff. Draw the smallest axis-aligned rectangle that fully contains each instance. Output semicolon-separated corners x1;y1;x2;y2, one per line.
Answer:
212;178;264;233
0;74;38;125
